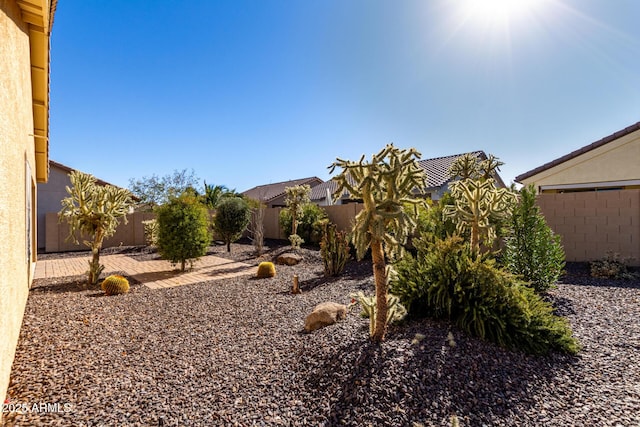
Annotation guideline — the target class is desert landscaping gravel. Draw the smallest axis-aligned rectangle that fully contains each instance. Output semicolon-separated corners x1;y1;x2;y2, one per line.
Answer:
3;242;640;426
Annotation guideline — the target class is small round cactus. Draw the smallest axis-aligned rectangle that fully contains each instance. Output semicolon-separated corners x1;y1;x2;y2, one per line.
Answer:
256;262;276;278
101;275;130;295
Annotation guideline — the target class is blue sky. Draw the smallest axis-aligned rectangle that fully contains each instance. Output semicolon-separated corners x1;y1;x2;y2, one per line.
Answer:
49;1;640;193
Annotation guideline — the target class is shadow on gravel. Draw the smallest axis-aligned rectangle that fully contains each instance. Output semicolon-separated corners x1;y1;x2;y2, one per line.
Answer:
299;319;577;426
30;274;141;295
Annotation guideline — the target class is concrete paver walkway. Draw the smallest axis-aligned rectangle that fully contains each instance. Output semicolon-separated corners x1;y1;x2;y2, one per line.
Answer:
34;253;255;289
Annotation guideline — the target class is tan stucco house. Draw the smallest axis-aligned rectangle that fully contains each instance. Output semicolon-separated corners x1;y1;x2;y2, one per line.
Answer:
242;176;324;208
516;122;640;265
516;121;640;193
0;0;56;413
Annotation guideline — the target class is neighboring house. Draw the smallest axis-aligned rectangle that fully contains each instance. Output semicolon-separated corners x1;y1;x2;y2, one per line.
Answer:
0;0;56;418
516;121;640;193
515;121;640;265
242;177;323;207
311;151;506;205
37;160;119;251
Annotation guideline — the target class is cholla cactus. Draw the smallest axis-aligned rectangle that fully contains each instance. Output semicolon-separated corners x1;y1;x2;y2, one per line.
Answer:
350;289;407;337
283;185;311;249
330;144;426;341
320;220;350;277
444;153;514;254
443;178;515;254
59;171;133;286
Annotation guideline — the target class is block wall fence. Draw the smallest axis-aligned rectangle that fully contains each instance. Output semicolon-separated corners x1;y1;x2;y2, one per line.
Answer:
536;190;640;266
43;204;363;253
44;192;639;266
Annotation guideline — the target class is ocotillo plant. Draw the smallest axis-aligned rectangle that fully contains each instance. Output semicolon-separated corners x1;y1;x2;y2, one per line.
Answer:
59;171;133;286
329;144;426;341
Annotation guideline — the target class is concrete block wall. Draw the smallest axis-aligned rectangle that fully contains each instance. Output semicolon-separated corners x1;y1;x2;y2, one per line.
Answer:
45;212;155;252
537;190;640;265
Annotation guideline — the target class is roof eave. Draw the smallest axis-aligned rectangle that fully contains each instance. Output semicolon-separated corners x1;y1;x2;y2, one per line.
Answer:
515;121;640;183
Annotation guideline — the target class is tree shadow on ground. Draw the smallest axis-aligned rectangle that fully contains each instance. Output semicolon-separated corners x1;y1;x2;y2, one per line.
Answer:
30;273;141;295
298;318;577;426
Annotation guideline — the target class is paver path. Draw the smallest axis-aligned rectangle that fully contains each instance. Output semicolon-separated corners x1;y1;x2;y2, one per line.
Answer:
34;254;255;289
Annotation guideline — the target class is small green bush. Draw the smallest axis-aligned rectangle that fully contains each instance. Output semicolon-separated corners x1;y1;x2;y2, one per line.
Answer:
503;185;565;293
590;251;638;279
391;235;579;355
156;194;211;271
279;203;328;245
320;221;350;277
214;197;251;252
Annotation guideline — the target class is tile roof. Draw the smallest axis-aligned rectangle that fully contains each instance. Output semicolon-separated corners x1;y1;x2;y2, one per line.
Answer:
515;120;640;183
417;151;487;188
49;160;118;188
242;177;323;202
312;151;503;201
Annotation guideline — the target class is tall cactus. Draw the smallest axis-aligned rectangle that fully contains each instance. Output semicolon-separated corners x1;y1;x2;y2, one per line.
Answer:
329;144;426;341
59;171;133;286
284;184;311;249
444;154;515;254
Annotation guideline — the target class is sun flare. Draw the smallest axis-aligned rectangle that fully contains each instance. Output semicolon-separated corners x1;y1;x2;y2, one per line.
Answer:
458;0;548;28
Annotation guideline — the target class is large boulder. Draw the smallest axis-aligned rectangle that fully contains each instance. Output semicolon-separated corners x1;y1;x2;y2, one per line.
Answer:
276;253;303;266
304;302;347;332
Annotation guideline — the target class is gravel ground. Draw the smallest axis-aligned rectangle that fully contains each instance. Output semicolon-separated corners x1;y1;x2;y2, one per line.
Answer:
3;242;640;426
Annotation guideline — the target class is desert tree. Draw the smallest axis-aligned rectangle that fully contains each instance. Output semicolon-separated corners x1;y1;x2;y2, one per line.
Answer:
329;144;427;341
201;182;238;209
213;197;251;252
128;168;200;210
59;171;133;286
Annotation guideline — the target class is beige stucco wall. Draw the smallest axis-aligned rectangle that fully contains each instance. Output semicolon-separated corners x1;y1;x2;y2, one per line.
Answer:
520;130;640;189
0;0;37;411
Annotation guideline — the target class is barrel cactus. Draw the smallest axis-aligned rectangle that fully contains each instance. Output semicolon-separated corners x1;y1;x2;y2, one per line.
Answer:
101;275;130;295
257;262;276;278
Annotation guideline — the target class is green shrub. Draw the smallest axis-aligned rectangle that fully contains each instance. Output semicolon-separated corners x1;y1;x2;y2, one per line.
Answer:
156;194;211;271
214;197;251;252
412;195;458;244
590;251;638;279
320;220;350;277
503;185;565;293
279;203;328;245
391;235;579;355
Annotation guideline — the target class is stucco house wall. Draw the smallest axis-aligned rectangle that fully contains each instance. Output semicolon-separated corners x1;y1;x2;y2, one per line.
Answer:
516;122;640;265
517;123;640;192
0;0;54;416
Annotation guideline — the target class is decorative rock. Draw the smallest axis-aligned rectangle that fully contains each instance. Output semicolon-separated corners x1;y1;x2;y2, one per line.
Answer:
304;302;347;332
276;253;303;266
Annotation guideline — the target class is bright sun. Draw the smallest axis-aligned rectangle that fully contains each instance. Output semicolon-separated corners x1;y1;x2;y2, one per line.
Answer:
458;0;547;28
